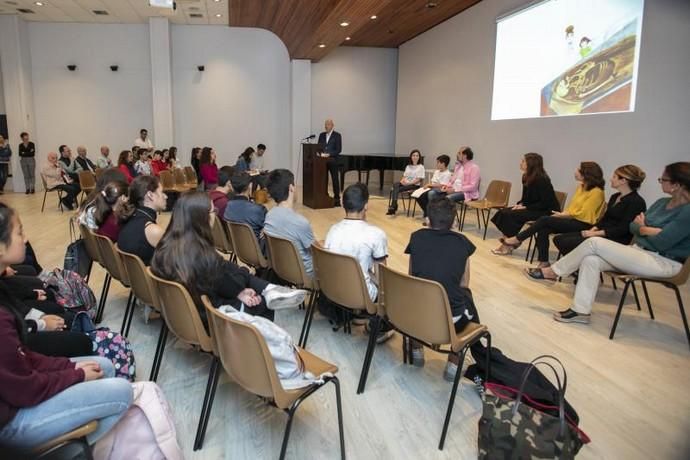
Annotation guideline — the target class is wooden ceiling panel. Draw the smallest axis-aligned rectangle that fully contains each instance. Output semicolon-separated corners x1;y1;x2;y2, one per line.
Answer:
228;0;483;61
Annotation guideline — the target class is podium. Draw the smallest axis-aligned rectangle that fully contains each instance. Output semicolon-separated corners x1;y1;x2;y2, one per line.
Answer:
302;143;334;209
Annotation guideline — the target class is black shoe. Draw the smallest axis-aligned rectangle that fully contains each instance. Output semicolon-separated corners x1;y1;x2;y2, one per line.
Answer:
31;189;35;194
25;189;30;195
386;207;395;215
61;198;74;210
333;201;341;208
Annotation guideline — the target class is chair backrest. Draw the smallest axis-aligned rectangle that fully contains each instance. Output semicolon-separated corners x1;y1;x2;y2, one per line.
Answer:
380;265;455;346
40;173;49;190
93;232;128;285
228;221;269;269
147;268;213;352
184;166;198;185
554;190;568;212
211;215;233;254
265;233;312;288
118;247;158;308
78;170;96;190
483;180;512;207
159;170;175;190
173;168;188;189
94;168;105;180
203;297;282;403
311;243;376;315
79;224;102;264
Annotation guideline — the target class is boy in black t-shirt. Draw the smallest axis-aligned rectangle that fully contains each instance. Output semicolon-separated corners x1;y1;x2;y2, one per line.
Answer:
404;197;480;381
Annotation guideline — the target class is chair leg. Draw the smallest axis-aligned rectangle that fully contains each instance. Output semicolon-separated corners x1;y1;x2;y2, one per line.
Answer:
356;316;381;394
298;290;317;348
631;281;642;311
120;291;135;337
641;281;654;319
439;346;469;450
524;236;533;262
610;280;632;340
41;190;47;212
484;333;492;385
193;356;221;451
475;208;481;231
611;276;618;290
672;286;690;351
411;199;417;218
279;406;298;460
331;377;346;460
149;322;169;382
402;336;409;364
460;205;467;231
481;209;491;240
95;273;111;324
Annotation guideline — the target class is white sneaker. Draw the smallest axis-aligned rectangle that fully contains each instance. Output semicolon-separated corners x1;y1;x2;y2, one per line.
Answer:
443;361;458;382
263;285;308;310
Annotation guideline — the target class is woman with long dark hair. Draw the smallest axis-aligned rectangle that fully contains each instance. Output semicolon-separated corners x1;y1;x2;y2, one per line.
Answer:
502;161;606;266
117;150;135;184
235;147;254;173
0;204;132;451
387;149;424;215
199;147;219;190
491;153;559;255
190;147;201;180
527;162;690;325
151;192;307;328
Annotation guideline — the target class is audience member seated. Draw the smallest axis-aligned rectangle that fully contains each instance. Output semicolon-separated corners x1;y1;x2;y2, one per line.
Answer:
554;165;647;257
209;168;233;216
58;145;79;183
501;161;606;267
190;147;202;181
251;144;267;172
151;193;307;326
74;146;96;173
416;154;452;220
428;146;480;206
491;153;560;255
526;162;690;325
96;145;113;169
386;149;425;215
235;147;254;174
224;173;267;252
78;168;129;230
117;150;136;184
117;175;167;266
150;150;168;176
134;151;152;176
41;152;80;210
404;197;480;381
325;183;394;343
264;169;315;277
167;146;178;169
92;182;128;242
199;147;219;190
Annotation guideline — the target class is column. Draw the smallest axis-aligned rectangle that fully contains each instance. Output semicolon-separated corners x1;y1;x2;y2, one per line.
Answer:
149;17;174;148
290;59;311;182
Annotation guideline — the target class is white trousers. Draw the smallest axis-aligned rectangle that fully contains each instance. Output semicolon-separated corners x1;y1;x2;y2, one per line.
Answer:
551;237;682;315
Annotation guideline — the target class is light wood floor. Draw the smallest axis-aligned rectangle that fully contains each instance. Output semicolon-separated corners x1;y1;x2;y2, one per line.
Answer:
4;184;690;460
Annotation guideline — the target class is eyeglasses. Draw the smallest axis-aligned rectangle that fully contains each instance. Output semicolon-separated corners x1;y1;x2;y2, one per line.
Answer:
658;177;672;183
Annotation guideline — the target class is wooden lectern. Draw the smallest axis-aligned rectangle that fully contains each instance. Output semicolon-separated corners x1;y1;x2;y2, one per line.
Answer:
302;143;334;209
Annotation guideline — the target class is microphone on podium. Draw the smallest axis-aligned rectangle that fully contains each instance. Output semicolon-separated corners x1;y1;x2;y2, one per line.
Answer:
301;134;316;141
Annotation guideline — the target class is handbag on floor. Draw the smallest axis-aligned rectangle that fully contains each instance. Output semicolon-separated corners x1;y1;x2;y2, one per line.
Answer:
478;355;590;459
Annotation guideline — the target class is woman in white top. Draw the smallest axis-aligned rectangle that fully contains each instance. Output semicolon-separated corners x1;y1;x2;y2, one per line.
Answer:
387;149;425;215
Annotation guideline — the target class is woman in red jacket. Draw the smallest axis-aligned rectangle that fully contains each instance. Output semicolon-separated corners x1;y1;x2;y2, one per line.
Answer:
0;205;132;451
117;150;135;184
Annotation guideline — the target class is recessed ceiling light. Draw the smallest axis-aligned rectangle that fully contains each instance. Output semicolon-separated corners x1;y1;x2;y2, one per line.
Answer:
339;21;349;27
34;1;43;6
370;15;377;20
345;36;351;41
215;13;221;17
425;1;438;8
213;0;221;2
318;43;326;48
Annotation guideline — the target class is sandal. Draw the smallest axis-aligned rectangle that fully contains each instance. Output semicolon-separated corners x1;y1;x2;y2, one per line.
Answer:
524;267;557;283
491;246;513;256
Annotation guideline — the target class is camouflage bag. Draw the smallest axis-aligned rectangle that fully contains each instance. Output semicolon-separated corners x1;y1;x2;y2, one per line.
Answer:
478;355;590;459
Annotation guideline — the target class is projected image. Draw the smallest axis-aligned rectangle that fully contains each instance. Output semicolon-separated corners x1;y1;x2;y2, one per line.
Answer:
491;0;644;120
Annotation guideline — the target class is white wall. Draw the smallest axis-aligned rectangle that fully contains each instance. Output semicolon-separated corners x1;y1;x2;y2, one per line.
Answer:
396;0;690;201
28;23;153;159
171;26;291;169
312;46;398;155
0;61;5;114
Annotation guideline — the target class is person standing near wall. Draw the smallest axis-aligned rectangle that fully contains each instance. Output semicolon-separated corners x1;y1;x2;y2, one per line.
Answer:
17;132;36;194
0;136;11;194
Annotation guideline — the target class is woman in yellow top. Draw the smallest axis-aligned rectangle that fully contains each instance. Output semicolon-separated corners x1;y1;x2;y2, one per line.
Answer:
501;162;605;267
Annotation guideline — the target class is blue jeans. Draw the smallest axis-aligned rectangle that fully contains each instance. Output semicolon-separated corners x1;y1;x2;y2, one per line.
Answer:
0;356;132;449
428;189;465;202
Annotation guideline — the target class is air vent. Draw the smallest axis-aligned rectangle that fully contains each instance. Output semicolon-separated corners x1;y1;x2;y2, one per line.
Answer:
93;10;109;16
17;8;34;13
6;1;18;5
189;13;203;18
188;7;200;11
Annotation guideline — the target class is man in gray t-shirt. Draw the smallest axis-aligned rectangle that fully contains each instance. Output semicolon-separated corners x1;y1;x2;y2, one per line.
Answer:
264;169;315;276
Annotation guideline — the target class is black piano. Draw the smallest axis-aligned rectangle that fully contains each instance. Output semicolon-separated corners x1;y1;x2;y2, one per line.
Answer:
340;153;420;189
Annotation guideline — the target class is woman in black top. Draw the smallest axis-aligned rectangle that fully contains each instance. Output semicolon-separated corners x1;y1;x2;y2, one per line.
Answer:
553;164;647;256
17;132;36;194
491;153;559;255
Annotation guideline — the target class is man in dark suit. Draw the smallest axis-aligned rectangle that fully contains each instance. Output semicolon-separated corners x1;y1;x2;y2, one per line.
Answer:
317;118;343;206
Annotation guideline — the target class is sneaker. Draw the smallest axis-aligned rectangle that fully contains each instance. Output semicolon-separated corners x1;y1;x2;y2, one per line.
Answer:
411;347;425;367
376;329;394;344
263;285;308;310
443;361;458;382
143;303;160;324
553;308;590;324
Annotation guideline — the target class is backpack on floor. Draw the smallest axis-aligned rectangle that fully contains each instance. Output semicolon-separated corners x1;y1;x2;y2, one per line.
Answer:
72;312;136;381
39;268;97;318
93;382;184;460
63;239;92;279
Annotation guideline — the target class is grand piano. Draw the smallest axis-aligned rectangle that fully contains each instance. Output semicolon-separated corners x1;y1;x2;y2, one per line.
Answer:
339;152;419;189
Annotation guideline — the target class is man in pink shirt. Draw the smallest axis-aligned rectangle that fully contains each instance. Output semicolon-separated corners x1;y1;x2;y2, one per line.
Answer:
428;146;480;204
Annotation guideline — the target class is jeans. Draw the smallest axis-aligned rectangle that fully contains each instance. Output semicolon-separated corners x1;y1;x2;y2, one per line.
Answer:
20;157;35;191
551;237;682;315
0;163;8;190
0;356;133;449
418;189;465;216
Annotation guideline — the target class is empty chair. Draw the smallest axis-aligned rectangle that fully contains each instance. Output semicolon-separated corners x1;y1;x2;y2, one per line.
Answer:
77;170;96;205
117;246;161;343
159;170;186;195
184;166;199;188
210;216;235;261
173;168;193;191
203;297;345;460
93;233;134;332
228;221;269;274
459;180;511;239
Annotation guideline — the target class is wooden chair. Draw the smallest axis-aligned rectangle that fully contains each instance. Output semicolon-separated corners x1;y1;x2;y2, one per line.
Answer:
40;174;64;213
159;169;185;194
211;215;235;262
173;168;193;191
375;265;490;450
203;297;345;460
77;170;96;205
93;234;134;332
33;420;98;459
265;233;317;347
146;269;219;451
311;244;382;390
228;221;269;274
524;190;569;262
459;180;511;239
94;168;105;181
117;246;161;343
184;166;199;189
609;257;690;350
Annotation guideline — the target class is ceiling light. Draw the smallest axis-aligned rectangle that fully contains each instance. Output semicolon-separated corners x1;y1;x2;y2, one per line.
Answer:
340;21;349;27
213;0;221;2
370;15;377;20
318;43;326;48
345;36;351;41
34;1;44;6
215;13;221;17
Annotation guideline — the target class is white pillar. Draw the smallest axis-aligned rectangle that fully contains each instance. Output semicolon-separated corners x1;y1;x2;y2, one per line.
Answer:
0;15;37;192
290;59;311;182
149;17;174;149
